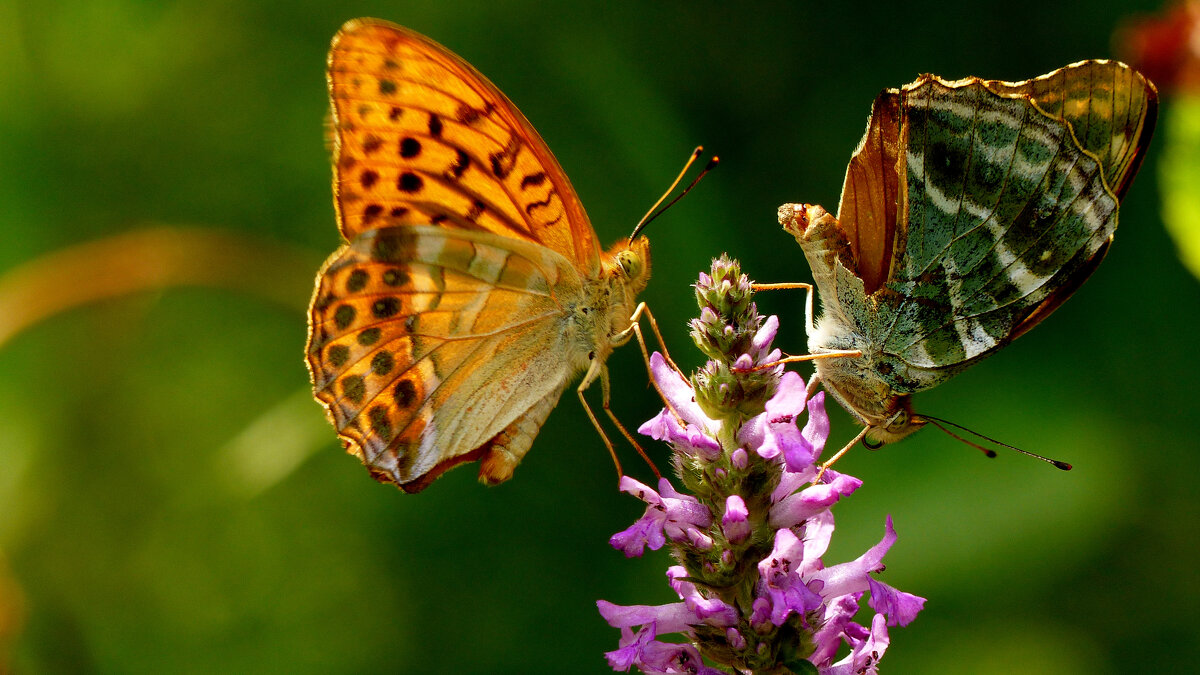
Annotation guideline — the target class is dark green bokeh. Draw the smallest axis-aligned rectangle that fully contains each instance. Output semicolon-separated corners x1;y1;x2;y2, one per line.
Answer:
1;0;1194;672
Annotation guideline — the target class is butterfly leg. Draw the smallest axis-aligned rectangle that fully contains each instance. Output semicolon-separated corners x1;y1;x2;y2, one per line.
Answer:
740;282;862;371
806;373;822;397
577;360;661;482
576;360;625;481
623;302;681;376
750;281;815;336
615;302;687;427
743;349;864;372
812;426;870;484
597;364;663;481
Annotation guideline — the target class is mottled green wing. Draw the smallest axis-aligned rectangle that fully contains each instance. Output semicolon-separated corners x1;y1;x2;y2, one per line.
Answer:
874;61;1156;374
984;61;1158;198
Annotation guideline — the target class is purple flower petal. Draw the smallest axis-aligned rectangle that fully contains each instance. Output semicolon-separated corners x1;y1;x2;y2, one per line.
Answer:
769;476;859;529
609;515;666;558
603;622;710;674
749;597;772;633
823;612;890;675
808;516;897;600
799;510;836;575
668;566;738;626
658;478;713;534
771;373;819;471
611;477;713;557
740;371;815;468
731;447;748;469
605;625;650;671
751;314;780;354
757;528;825;625
668;644;727;675
610;477;668;557
726;627;747;650
638;408;721;461
801;391;830;461
867;577;926;627
771;469;813;502
686;527;714;551
766;371;809;416
643;352;715;430
722;495;751;543
597;600;695;634
808;593;861;666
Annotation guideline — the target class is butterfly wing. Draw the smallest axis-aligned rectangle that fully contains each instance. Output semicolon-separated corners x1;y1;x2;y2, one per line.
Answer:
836;92;903;296
860;61;1155;381
983;61;1158;200
326;18;602;273
307;226;583;492
308;19;612;491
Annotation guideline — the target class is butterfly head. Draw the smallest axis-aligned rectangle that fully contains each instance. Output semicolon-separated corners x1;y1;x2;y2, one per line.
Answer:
862;399;928;447
611;235;652;300
813;351;928;446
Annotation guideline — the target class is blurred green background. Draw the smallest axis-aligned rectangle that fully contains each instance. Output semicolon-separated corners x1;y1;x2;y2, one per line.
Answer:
1;0;1196;672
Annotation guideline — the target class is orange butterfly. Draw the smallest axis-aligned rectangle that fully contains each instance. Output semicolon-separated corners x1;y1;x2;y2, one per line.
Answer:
305;19;653;492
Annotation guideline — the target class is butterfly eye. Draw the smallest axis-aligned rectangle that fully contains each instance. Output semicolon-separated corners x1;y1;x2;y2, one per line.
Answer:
863;434;885;450
616;250;643;278
884;408;909;431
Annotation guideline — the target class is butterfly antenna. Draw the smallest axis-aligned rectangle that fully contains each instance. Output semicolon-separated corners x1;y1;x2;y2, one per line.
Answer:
629;147;718;241
920;414;1072;470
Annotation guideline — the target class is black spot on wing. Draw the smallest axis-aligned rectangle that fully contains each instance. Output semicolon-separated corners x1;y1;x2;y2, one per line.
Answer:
521;172;546;189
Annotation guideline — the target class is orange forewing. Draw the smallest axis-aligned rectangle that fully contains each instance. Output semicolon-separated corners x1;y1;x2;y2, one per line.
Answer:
327;19;602;273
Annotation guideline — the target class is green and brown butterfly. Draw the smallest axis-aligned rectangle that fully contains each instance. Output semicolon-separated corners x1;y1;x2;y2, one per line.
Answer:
778;60;1157;458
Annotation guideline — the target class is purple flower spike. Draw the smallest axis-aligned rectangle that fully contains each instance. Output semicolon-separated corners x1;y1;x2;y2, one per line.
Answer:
600;259;923;673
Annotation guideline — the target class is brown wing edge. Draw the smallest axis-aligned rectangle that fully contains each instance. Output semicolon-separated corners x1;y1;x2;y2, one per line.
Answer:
328;18;603;272
1106;69;1159;199
914;60;1159;201
835;89;904;294
387;447;487;493
1008;238;1112;342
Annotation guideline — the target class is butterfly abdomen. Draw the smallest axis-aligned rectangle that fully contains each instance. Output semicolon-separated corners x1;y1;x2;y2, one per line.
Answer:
476;381;570;486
